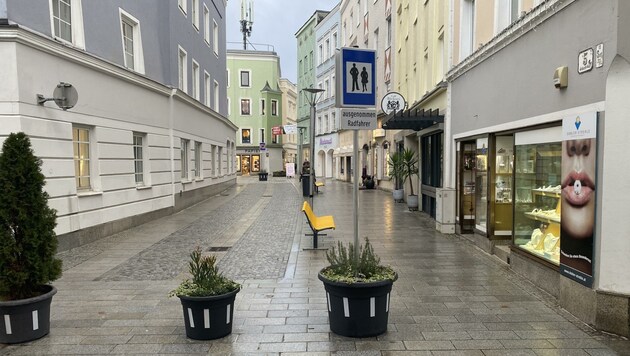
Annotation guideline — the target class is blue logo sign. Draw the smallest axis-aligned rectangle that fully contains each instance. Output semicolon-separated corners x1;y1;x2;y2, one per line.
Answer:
337;48;376;108
575;116;582;130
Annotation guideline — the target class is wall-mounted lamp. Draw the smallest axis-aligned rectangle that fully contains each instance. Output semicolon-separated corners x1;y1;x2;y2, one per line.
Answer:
553;66;568;89
37;82;78;110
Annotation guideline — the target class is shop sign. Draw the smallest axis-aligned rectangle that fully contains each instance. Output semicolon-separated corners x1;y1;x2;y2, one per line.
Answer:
283;124;297;134
381;92;406;114
259;142;266;151
243;148;260;153
272;126;283;135
578;48;593;74
560;111;597;287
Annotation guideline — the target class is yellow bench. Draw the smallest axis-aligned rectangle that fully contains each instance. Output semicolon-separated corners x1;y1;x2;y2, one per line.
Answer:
301;201;335;249
314;181;325;193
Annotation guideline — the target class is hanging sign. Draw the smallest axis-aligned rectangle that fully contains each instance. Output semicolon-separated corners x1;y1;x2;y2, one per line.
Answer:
283;124;297;134
381;92;406;114
272;126;283;135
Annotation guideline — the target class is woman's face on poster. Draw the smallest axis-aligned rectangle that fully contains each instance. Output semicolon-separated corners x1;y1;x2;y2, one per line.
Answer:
561;138;596;239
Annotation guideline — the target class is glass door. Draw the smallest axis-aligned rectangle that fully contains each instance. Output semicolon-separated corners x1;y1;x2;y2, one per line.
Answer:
459;141;476;233
241;155;251;175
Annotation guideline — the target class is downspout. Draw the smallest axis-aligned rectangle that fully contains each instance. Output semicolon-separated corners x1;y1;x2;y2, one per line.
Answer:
169;88;177;209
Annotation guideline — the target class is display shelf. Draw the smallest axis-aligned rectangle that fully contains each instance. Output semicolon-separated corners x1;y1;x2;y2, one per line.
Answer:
531;189;561;198
524;212;561;224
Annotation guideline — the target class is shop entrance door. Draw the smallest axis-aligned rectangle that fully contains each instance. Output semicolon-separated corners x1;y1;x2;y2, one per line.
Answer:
458;142;476;233
241;155;251;175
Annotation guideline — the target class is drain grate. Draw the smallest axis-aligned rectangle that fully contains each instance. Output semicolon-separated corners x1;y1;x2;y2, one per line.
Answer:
207;246;230;252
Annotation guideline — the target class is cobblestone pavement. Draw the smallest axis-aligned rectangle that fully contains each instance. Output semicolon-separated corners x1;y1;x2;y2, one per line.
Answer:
1;176;629;355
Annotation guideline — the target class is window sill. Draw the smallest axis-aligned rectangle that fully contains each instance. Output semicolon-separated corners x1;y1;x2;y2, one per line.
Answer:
77;190;103;197
194;178;204;182
136;185;152;190
181;180;193;185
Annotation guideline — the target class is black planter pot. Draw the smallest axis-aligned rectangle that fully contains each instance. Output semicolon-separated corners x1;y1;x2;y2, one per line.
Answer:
318;272;396;338
177;288;239;340
0;285;57;344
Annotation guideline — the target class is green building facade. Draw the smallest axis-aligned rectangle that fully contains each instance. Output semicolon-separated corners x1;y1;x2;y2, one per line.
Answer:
227;50;284;175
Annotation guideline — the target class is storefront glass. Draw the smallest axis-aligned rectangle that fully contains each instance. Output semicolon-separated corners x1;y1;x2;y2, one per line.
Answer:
493;135;514;235
475;138;488;232
458;141;476;233
252;155;260;173
514;141;562;264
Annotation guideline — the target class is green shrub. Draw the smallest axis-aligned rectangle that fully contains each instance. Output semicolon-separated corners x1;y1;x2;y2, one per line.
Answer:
169;247;240;297
0;132;62;301
320;238;396;284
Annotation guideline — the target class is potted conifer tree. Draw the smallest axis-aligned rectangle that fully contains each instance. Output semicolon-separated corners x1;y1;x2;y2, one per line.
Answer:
170;247;240;340
0;132;62;344
318;238;397;337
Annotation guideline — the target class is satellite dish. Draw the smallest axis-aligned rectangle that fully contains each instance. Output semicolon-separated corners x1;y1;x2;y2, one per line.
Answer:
37;82;78;110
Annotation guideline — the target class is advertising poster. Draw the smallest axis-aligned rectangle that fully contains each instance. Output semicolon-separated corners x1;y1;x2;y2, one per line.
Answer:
560;112;597;287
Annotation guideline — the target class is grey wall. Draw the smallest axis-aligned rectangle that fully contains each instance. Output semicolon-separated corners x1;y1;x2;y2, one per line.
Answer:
451;0;616;135
0;0;7;21
6;0;227;117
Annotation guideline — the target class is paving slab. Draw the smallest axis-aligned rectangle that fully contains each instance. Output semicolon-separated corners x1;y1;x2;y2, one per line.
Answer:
0;177;628;355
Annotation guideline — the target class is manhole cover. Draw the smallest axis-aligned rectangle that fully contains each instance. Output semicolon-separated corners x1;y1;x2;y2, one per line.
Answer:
207;247;230;252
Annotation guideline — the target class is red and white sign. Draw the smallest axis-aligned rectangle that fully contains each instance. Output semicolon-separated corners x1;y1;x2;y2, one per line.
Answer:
272;126;283;135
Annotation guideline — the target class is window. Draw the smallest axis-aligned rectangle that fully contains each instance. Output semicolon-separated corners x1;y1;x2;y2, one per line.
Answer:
50;0;85;48
241;129;251;144
260;99;266;115
332;75;335;97
332;111;337;130
133;133;145;185
241;99;251;115
203;72;210;106
192;0;199;30
181;138;189;180
317;116;322;135
203;5;210;44
227;97;230;116
386;18;392;46
324;114;329;133
272;133;278;144
271;100;278;116
240;70;250;87
192;60;200;100
259;128;265;143
324;80;329;98
226;69;230;88
211;145;217;176
319;44;323;65
178;0;187;14
325;38;330;59
213;20;219;55
460;0;476;59
178;47;187;93
213;80;219;110
332;32;338;49
193;141;202;178
73;126;91;190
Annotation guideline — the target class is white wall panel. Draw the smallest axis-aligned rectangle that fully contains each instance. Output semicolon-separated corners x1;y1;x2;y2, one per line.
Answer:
44;177;76;198
48;196;79;216
20;117;70;140
100;175;135;192
0;43;18;102
150;159;171;173
151;172;172;186
99;159;134;176
97;127;132;144
40;158;74;178
148;134;171;147
97;142;134;160
30;138;72;159
149;146;171;161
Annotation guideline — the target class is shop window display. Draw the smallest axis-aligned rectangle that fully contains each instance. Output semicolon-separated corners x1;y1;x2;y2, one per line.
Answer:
514;142;562;264
475;138;488;232
493;135;514;235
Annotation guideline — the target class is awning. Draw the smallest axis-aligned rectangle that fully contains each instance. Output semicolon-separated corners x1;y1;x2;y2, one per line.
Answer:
382;108;444;131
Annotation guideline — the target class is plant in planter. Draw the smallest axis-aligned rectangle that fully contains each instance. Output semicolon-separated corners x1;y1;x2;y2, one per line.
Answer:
0;132;62;344
387;152;405;202
400;149;419;211
170;247;240;340
318;238;397;337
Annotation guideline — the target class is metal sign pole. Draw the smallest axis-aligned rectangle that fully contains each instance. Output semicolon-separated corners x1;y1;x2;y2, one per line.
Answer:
353;130;359;261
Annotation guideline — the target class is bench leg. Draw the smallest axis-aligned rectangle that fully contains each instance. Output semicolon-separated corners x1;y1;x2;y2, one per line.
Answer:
313;230;319;249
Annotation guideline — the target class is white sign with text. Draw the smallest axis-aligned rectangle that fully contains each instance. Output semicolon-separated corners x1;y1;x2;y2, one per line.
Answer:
339;108;377;130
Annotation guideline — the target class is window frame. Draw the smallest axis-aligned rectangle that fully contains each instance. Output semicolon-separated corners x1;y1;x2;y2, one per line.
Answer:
204;71;211;106
191;0;199;31
203;4;210;45
178;46;188;93
119;9;145;74
213;80;219;111
240;98;251;115
49;0;85;49
239;70;251;88
241;128;252;145
73;125;93;191
259;128;265;143
133;132;148;187
271;99;278;116
181;138;190;180
193;141;202;179
213;19;219;56
178;0;187;15
192;59;200;100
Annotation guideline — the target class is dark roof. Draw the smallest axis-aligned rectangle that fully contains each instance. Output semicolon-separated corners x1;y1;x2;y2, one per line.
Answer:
382;108;444;131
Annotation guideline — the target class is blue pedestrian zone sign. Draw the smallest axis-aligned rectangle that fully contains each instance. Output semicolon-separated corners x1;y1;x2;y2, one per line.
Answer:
336;48;376;108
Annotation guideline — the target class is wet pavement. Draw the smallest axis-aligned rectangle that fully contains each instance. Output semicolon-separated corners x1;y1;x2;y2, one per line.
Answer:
1;176;629;355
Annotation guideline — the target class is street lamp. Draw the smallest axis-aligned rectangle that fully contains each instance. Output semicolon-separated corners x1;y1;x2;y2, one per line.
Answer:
302;87;325;204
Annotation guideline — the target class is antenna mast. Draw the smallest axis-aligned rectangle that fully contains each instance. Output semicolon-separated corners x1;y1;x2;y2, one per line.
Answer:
240;0;254;50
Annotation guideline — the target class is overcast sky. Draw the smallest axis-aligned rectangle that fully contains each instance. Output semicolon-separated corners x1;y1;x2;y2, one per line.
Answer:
225;0;340;85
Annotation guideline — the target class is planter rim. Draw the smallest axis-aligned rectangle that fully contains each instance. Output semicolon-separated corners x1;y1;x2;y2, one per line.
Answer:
176;287;240;302
0;285;57;307
318;269;397;288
